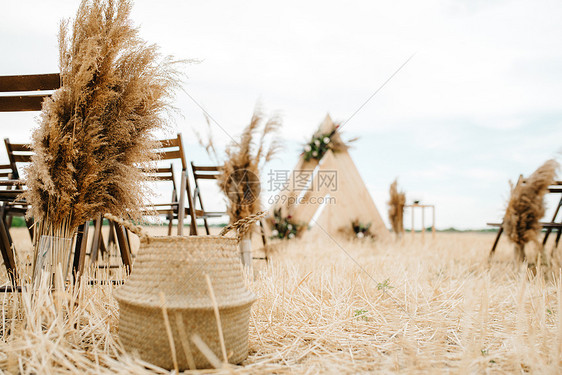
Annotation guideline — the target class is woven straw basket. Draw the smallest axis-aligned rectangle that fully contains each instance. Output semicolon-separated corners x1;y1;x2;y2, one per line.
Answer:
110;212;265;370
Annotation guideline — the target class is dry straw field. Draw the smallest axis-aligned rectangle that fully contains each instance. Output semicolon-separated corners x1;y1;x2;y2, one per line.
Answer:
2;228;562;374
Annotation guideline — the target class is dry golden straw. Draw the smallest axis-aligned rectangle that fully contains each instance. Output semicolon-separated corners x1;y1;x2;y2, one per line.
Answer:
503;159;559;262
4;226;562;373
388;178;406;237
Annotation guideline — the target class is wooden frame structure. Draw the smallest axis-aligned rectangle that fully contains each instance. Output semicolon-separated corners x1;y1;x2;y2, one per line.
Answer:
271;114;390;240
405;203;436;240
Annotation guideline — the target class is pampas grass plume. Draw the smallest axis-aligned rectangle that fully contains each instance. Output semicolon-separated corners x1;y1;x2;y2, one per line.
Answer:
503;159;559;261
24;0;181;233
388;179;406;237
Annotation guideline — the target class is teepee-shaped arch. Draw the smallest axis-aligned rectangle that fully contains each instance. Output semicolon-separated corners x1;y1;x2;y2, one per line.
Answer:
271;114;389;240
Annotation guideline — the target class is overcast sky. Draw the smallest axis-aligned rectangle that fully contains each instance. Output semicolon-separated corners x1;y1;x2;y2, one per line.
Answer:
1;0;561;229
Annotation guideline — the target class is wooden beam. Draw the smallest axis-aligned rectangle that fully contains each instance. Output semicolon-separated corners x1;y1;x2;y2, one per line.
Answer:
0;95;49;112
0;73;60;92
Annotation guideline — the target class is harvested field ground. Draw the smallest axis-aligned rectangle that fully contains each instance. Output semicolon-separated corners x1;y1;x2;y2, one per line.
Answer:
1;228;562;373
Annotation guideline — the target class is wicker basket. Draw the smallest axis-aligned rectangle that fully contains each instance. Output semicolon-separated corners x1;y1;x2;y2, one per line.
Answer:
111;212;265;370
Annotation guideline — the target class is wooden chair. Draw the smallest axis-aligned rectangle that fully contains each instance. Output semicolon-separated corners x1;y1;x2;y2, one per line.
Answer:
88;134;199;267
90;163;181;265
1;136;96;281
0;73;104;286
88;164;181;269
191;162;269;260
0;73;68;286
190;164;227;235
146;134;198;235
3;139;33;233
488;179;562;257
542;182;562;247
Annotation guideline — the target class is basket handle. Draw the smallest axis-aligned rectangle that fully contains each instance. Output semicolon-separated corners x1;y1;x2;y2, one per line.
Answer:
103;213;149;241
104;211;267;241
219;211;268;240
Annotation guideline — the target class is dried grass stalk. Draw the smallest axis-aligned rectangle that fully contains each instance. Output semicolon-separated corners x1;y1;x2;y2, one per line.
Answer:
218;108;282;223
388;179;406;237
24;0;181;236
503;159;559;262
194;115;219;163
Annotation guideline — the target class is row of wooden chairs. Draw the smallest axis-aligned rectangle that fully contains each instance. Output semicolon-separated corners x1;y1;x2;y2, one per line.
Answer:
0;135;231;281
0;72;271;288
0;73;238;287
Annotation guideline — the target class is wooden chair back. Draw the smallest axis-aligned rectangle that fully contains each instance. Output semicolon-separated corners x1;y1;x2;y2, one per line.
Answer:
190;163;223;234
0;73;60;112
0;164;16;180
189;162;268;259
154;134;188;170
142;133;197;235
191;165;221;180
4;139;32;179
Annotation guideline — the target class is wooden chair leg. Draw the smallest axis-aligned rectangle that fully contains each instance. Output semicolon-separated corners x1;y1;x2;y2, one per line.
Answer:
0;209;17;284
167;211;173;236
178;171;186;236
203;217;210;235
193;188;210;235
107;221;116;249
90;216;103;263
544;198;562;245
259;219;268;261
489;226;503;258
99;233;107;258
113;222;132;273
72;223;89;280
185;171;198;236
543;228;553;246
124;228;131;251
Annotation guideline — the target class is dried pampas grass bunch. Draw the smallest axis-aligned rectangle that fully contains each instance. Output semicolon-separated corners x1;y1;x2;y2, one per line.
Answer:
218;109;282;223
503;159;559;262
388;179;406;237
24;0;180;266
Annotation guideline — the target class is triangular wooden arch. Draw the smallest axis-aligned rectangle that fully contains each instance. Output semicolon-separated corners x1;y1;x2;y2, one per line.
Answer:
271;114;390;240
